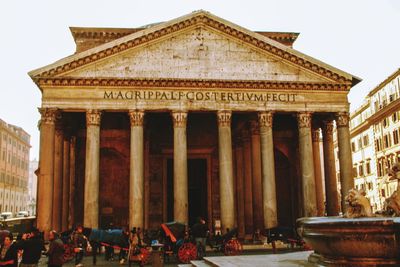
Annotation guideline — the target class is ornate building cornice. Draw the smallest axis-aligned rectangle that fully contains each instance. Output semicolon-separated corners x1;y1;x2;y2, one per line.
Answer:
86;109;102;126
32;13;353;85
35;77;350;91
128;110;145;127
258;111;274;128
217;110;232;127
297;112;312;128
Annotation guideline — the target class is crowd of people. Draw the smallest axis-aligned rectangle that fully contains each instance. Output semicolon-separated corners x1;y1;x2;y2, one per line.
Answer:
0;217;211;267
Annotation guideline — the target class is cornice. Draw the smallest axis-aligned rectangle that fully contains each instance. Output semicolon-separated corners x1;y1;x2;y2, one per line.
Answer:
350;97;400;138
35;77;350;91
30;12;354;86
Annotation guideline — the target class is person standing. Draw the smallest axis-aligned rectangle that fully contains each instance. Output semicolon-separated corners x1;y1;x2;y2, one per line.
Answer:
72;226;87;267
0;234;18;267
46;230;64;267
16;228;45;267
191;217;208;257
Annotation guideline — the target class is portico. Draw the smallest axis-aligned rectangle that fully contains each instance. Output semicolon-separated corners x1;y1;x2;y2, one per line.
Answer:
30;11;360;237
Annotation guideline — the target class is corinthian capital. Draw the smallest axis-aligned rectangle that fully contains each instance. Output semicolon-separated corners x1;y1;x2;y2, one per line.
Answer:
129;110;145;127
297;112;312;128
336;112;350;128
86;109;102;126
217;110;232;127
172;111;187;128
312;128;321;142
258;111;273;128
322;120;334;142
38;108;58;125
250;120;260;135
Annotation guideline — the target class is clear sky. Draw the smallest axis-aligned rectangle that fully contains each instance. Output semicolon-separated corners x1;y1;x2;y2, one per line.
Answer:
0;0;399;159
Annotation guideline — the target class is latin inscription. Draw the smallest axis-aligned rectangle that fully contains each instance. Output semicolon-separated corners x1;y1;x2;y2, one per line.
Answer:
103;90;297;103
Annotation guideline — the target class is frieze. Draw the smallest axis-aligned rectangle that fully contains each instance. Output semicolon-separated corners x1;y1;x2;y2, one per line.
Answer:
33;13;352;85
103;89;297;103
36;78;350;91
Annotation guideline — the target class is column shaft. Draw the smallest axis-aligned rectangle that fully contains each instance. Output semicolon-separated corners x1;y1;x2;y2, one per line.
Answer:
312;129;325;216
218;111;235;232
52;120;63;232
336;113;354;211
172;111;188;224
37;108;57;234
259;112;278;229
234;138;245;238
250;121;263;231
129;110;145;229
322;121;340;215
242;130;253;234
84;110;101;228
297;113;317;217
68;136;76;230
61;137;70;231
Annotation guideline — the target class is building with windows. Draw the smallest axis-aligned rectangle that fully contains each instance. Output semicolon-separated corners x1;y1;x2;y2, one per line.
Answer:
0;118;31;216
347;68;400;211
29;11;360;235
28;159;38;216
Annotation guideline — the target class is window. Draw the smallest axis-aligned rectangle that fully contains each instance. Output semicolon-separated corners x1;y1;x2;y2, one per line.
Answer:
363;135;369;146
384;135;390;148
381;188;386;197
377;160;383;177
352;167;357;178
368;182;373;190
394;130;399;145
390;94;395;102
351;142;356;152
366;161;371;175
383;118;388;128
358;164;364;177
393;112;398;122
375;139;380;151
358;138;363;149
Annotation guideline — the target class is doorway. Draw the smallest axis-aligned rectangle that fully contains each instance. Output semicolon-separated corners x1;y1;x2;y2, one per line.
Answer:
166;158;208;226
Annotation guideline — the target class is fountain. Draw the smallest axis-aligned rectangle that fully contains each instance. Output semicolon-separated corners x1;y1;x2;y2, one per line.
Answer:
297;164;400;266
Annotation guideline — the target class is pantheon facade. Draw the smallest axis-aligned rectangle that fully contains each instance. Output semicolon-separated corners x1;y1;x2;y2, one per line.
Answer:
29;11;360;237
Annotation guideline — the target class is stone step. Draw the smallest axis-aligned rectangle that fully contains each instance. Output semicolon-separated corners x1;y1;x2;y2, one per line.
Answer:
190;260;213;267
177;264;193;267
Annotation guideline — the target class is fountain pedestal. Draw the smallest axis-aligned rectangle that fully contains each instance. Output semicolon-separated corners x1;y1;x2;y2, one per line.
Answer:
297;217;400;266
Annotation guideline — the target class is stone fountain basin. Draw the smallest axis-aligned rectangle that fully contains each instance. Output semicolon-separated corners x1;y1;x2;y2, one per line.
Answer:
297;216;400;266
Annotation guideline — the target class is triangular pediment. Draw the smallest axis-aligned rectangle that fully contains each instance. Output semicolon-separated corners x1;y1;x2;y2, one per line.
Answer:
61;26;330;83
29;10;360;87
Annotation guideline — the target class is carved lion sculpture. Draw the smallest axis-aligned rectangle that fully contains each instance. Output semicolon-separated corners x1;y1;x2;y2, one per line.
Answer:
344;189;373;218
